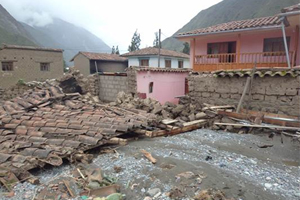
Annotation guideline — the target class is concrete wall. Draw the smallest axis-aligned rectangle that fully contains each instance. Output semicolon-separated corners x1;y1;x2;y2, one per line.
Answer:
136;71;189;104
188;74;300;116
98;75;128;102
128;56;190;68
0;48;63;88
90;61;127;73
73;53;90;77
192;26;299;65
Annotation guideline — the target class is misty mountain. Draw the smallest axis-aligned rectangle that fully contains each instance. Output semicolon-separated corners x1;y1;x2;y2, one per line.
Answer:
162;0;299;52
0;4;111;66
0;4;36;46
23;18;111;66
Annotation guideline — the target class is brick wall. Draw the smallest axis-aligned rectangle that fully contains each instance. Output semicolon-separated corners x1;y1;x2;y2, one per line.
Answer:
188;74;300;116
97;75;128;102
0;85;34;102
127;68;137;95
0;48;63;88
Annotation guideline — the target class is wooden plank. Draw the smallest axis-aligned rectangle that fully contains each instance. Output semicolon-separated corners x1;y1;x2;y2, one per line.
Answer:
161;119;178;125
218;110;300;127
236;77;251;113
183;119;206;127
214;122;300;131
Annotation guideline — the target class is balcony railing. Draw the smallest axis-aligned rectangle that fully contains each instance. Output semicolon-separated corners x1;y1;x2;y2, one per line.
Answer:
194;51;295;71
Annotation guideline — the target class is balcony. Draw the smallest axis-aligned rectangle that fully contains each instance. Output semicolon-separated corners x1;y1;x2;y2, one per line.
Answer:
193;51;295;72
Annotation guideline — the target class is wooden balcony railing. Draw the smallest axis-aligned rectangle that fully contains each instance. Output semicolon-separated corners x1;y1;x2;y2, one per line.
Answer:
194;51;295;72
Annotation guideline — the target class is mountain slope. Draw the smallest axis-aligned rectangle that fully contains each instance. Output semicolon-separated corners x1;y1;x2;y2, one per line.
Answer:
0;4;36;46
23;18;111;66
162;0;299;51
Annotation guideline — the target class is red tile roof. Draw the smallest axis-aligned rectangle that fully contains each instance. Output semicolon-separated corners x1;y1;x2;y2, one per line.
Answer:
281;4;300;13
121;47;189;59
71;52;128;62
1;44;63;52
128;66;190;73
177;15;282;37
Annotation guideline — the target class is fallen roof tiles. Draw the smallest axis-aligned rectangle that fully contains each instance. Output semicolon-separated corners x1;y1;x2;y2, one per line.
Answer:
0;82;156;183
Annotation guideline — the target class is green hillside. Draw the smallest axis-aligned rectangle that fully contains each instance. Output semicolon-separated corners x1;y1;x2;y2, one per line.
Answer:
0;26;36;46
162;0;299;52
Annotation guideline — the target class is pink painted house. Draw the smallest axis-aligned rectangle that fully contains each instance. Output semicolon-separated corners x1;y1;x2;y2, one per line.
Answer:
176;4;300;72
133;67;190;104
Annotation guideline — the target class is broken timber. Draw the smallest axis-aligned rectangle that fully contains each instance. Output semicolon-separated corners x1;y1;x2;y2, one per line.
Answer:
218;110;300;127
214;122;300;131
145;119;207;137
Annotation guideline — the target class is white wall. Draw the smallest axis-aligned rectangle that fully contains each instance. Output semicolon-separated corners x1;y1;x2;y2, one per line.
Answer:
128;56;190;68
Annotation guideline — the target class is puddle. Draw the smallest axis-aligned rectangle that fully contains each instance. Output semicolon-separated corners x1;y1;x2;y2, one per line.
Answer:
282;160;299;166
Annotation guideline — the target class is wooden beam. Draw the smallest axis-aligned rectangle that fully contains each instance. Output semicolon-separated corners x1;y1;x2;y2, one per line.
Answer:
237;34;241;63
237;77;251;113
214;122;300;131
192;38;196;69
294;25;299;67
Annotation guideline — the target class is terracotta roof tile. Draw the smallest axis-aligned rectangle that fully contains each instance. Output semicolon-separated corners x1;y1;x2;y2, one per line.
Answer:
71;52;128;62
178;15;281;37
281;4;300;13
128;66;191;73
121;47;189;59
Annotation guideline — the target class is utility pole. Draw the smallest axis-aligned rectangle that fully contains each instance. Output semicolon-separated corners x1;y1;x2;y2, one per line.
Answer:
158;29;161;67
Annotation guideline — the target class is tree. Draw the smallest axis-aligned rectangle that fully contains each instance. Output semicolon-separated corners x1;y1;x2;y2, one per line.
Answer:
153;32;159;47
128;30;141;52
182;42;190;55
111;46;115;54
116;46;120;55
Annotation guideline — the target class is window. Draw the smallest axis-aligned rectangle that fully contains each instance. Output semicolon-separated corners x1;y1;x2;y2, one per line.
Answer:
178;60;183;68
140;59;149;66
207;42;236;55
263;37;290;52
165;59;171;68
40;63;50;71
2;62;13;71
149;82;153;93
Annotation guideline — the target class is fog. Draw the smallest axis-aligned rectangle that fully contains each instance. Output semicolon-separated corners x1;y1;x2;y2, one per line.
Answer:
0;0;222;53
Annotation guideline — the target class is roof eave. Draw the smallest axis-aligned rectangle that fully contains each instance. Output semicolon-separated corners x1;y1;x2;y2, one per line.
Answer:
175;25;282;39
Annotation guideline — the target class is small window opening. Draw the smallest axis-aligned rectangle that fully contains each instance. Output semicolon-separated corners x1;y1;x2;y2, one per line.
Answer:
149;82;154;93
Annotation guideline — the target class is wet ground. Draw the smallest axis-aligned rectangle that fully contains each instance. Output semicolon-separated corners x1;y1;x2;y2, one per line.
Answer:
1;129;300;200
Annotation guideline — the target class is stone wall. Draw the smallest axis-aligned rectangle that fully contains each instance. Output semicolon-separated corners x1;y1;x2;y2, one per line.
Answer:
97;74;128;102
188;74;300;116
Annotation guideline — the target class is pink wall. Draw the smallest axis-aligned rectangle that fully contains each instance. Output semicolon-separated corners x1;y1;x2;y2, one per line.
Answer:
192;27;299;66
136;71;189;104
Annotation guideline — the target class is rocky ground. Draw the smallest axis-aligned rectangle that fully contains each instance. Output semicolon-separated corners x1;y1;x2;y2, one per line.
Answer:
1;129;299;200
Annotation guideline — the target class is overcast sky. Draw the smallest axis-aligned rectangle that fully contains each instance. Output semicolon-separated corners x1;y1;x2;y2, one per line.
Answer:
0;0;222;53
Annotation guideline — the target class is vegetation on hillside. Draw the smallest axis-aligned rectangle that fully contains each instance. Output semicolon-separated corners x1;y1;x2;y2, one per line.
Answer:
0;26;36;46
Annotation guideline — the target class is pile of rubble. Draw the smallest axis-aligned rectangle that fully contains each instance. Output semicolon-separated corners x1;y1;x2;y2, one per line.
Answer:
112;92;212;123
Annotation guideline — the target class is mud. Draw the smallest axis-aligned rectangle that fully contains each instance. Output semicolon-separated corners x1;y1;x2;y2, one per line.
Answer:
1;129;299;200
93;129;300;200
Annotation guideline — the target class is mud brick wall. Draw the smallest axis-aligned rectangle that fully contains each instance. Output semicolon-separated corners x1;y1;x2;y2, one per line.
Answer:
127;68;137;95
86;74;99;96
188;74;300;116
98;75;128;102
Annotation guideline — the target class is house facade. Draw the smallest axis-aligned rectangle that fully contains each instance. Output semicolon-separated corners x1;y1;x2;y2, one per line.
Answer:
0;44;63;88
128;67;190;104
122;47;190;68
176;4;300;72
71;52;128;76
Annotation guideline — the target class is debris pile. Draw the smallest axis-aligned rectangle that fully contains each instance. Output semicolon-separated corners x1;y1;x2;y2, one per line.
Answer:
194;188;235;200
0;73;156;194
